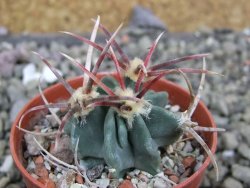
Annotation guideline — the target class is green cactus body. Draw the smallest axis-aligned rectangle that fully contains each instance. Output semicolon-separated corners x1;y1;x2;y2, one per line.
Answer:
65;76;183;177
65;106;107;159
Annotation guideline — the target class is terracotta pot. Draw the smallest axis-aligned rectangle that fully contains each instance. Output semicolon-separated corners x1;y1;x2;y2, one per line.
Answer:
10;74;217;188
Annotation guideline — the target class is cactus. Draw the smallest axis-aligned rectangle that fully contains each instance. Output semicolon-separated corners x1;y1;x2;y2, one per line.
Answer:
63;75;184;178
18;16;225;186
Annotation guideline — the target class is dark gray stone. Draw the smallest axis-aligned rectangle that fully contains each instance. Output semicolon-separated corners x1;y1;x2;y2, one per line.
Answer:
0;50;23;78
13;64;24;78
201;175;211;187
211;95;229;116
222;41;238;54
0;155;13;173
242;108;250;123
232;164;250;185
207;161;228;182
239;125;250;145
223;177;243;188
0;140;6;156
222;132;239;150
7;79;26;103
86;164;104;181
213;114;229;128
129;5;167;30
237;143;250;160
0;119;4;138
9;99;29;123
7;166;22;182
0;176;10;188
0;97;9;111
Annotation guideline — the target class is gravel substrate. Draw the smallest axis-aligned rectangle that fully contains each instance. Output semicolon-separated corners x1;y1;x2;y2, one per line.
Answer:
0;27;250;188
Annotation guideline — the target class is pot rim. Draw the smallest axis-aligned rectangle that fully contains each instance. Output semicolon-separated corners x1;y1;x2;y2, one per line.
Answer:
10;73;217;188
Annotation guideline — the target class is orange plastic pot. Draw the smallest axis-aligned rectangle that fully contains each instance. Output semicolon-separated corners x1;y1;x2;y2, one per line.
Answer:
10;74;217;188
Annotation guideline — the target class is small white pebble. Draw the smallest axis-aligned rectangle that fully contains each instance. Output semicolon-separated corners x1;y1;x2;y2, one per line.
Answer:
22;63;41;85
101;172;108;179
56;166;62;173
183;141;193;153
161;156;169;164
168;159;175;168
128;171;135;177
41;65;63;83
137;182;148;188
164;104;171;109
57;173;63;179
153;177;170;188
162;156;174;168
166;145;174;154
196;154;205;162
95;178;110;188
170;105;180;112
222;150;235;158
141;171;153;178
131;178;138;184
134;169;140;175
26;160;36;171
108;168;116;173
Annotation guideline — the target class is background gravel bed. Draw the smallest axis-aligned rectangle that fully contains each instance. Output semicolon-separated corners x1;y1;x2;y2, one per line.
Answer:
0;27;249;188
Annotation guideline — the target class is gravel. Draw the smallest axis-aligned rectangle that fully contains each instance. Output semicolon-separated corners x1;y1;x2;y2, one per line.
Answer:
0;140;6;156
0;26;250;187
237;144;250;160
237;124;250;144
9;99;28;123
223;177;243;188
0;155;13;173
182;141;194;153
221;132;239;150
232;164;250;184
